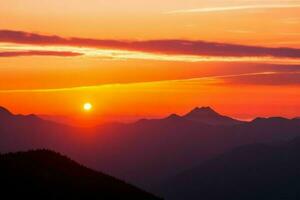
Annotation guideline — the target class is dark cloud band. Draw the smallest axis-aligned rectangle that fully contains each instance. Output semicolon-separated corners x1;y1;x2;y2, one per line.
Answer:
1;30;300;59
0;50;82;57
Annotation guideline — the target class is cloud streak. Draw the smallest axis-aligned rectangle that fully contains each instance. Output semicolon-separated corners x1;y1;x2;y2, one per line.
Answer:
0;50;82;57
222;72;300;86
166;4;300;14
1;30;300;62
0;70;299;93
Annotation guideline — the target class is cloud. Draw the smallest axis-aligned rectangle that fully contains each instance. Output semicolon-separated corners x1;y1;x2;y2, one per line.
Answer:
1;67;300;93
1;30;300;61
221;72;300;86
166;4;300;14
0;72;263;93
0;50;82;57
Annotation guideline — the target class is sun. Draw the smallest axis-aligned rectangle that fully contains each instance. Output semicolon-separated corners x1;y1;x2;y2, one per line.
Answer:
83;102;93;111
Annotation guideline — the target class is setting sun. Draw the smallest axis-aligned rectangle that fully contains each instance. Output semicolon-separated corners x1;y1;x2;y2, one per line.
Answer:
83;103;92;111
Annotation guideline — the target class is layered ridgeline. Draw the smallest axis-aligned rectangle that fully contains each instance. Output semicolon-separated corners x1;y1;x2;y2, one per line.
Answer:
1;106;300;191
0;150;161;200
161;138;300;200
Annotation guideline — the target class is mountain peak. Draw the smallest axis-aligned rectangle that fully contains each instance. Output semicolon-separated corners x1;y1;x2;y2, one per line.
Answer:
0;106;40;121
182;106;242;126
165;113;181;120
0;106;13;116
185;106;219;117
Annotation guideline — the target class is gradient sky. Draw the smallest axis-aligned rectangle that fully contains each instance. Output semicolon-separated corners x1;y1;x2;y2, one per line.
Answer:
1;0;300;125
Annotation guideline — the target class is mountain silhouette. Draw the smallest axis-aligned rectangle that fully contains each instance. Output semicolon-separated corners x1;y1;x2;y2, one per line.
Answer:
161;138;300;200
1;106;300;191
0;106;93;162
136;106;243;127
87;108;300;189
0;106;12;116
0;149;161;200
0;106;40;121
182;106;243;126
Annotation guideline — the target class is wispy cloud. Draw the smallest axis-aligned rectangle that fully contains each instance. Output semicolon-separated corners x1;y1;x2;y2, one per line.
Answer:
281;18;300;24
0;71;299;93
222;71;300;86
226;30;255;34
166;4;300;14
279;33;300;36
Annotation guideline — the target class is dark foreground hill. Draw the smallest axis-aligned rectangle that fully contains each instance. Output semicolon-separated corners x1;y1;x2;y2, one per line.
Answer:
161;138;300;200
0;150;161;200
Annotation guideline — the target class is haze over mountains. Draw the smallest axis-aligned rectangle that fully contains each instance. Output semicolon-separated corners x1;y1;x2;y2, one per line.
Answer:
161;138;300;200
1;105;300;199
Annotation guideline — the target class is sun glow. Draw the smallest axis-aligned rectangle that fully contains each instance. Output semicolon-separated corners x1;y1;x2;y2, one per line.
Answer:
83;102;92;111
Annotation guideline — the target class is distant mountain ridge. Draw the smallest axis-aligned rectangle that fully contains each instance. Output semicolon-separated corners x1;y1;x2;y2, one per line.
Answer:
137;106;243;126
0;106;41;122
0;106;300;192
0;149;161;200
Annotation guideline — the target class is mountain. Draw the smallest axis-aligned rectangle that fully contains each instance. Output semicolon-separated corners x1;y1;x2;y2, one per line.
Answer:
90;110;300;189
0;149;161;200
1;106;300;191
161;138;300;200
0;106;12;116
136;106;243;126
0;106;94;154
182;106;243;126
0;106;40;121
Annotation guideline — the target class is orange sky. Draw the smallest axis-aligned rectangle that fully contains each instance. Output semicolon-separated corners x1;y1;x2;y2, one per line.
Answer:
0;0;300;125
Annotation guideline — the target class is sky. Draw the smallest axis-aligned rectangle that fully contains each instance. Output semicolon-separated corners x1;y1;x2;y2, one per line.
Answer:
0;0;300;125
